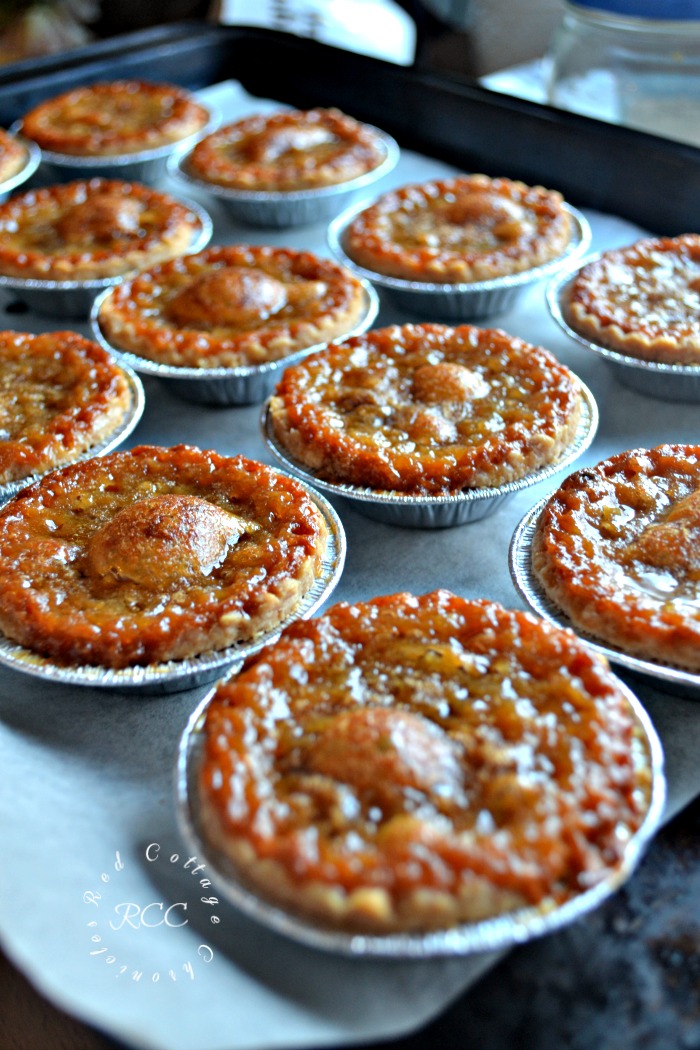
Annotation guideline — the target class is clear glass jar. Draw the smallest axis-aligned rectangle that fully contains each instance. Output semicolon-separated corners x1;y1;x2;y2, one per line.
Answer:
547;0;700;146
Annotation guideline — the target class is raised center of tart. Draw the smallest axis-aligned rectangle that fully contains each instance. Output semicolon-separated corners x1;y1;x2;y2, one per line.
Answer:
252;125;337;162
56;194;143;244
86;494;255;587
444;191;526;237
624;488;700;575
304;706;465;814
166;267;288;329
412;361;490;403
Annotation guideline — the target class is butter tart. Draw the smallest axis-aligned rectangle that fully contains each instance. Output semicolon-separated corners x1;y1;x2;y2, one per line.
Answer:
268;323;582;495
95;244;368;368
21;80;210;157
532;444;700;672
0;330;133;487
197;589;654;934
344;174;572;283
187;107;387;191
0;178;202;282
0;444;329;668
0;128;28;183
564;235;700;365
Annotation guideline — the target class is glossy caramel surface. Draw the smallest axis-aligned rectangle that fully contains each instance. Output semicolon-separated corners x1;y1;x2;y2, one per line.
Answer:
566;235;700;364
0;128;27;182
533;444;700;671
21;80;210;156
346;175;571;283
188;108;386;190
0;445;327;667
199;590;652;932
0;330;130;485
269;322;581;494
0;179;199;281
97;245;366;368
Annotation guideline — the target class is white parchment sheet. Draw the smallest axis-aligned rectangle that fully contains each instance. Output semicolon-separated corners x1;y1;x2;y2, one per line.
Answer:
1;81;699;1050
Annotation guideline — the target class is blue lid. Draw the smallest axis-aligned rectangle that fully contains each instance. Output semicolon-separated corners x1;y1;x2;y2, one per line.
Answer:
571;0;700;17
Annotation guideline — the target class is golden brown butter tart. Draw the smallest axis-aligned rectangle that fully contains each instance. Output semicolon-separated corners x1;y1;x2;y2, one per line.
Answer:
269;322;582;495
564;235;700;364
198;589;653;933
0;330;131;486
0;178;201;282
533;444;700;671
97;244;367;368
344;174;572;283
0;128;27;183
0;444;328;668
187;107;387;191
21;80;210;157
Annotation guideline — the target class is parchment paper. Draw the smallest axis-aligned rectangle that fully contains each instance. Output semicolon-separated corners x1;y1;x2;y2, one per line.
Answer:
1;81;699;1050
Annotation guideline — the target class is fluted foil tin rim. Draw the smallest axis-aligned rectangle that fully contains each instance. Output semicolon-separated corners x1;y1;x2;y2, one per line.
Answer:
89;280;380;400
0;195;213;298
0;136;41;198
260;382;599;527
546;261;700;401
327;200;592;303
10;106;220;172
0;481;345;693
0;361;145;506
366;281;529;322
169;125;400;205
175;668;665;957
509;496;700;698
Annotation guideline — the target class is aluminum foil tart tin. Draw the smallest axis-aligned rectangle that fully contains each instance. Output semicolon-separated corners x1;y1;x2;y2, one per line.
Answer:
547;262;700;403
0;361;145;507
0;197;213;318
0;136;41;201
327;202;591;321
10;106;219;184
89;279;380;406
261;382;599;528
0;482;345;694
175;670;665;958
509;496;700;700
168;127;400;228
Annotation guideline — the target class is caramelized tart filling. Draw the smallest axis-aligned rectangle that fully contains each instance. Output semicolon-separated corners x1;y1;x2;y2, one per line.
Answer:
0;128;28;183
344;174;572;283
0;178;201;281
198;590;653;933
21;80;210;156
187;108;386;191
533;444;700;671
565;235;700;364
269;322;582;495
0;330;131;485
0;444;328;667
96;245;366;368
